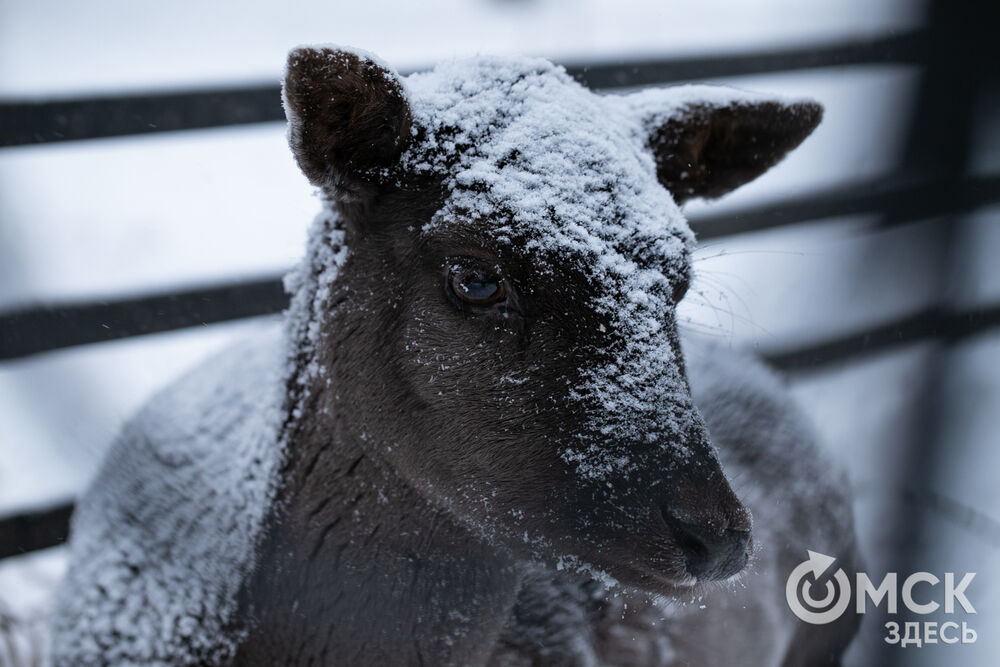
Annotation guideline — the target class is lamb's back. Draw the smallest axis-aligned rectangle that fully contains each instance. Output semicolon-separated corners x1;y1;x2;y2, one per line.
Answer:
50;326;286;666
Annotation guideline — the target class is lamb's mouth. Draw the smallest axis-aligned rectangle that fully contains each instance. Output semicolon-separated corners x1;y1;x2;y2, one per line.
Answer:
591;506;752;592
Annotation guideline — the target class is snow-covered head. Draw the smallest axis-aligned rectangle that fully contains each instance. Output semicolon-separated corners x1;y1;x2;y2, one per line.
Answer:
282;47;821;591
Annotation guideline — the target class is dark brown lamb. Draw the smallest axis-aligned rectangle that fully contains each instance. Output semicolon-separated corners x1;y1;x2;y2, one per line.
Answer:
50;47;860;666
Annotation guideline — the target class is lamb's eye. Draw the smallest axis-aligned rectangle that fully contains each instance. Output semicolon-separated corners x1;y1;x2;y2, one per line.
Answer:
449;267;506;306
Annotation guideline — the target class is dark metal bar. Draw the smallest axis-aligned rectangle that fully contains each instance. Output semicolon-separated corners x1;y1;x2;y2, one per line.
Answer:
564;30;926;89
764;303;1000;371
693;174;1000;240
0;502;73;559
0;86;284;148
0;31;926;147
0;276;286;361
902;488;1000;549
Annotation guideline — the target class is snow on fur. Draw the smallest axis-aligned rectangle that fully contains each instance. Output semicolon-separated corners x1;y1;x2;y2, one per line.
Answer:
50;331;286;664
282;207;349;416
49;214;352;665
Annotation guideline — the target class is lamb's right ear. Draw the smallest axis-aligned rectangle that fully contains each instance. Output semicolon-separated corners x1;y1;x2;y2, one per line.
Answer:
619;86;822;204
283;47;412;199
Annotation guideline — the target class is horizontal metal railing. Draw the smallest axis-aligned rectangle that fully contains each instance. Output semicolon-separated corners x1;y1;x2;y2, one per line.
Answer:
0;503;74;561
0;277;287;361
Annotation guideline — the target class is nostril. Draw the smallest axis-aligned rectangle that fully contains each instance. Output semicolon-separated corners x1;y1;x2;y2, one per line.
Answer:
672;522;710;564
662;511;751;581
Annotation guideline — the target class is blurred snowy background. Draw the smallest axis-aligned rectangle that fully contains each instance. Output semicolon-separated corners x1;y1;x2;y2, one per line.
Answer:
1;1;997;665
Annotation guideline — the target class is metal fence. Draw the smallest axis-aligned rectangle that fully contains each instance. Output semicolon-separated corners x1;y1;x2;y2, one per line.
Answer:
0;7;998;639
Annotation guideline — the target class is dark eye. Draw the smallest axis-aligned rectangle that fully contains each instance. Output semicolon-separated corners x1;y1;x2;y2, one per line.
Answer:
448;265;506;306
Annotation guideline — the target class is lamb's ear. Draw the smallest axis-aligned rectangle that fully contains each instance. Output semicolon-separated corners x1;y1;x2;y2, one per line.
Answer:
625;87;822;203
283;47;412;198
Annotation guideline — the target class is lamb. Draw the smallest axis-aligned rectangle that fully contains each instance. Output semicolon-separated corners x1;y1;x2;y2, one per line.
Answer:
49;47;860;666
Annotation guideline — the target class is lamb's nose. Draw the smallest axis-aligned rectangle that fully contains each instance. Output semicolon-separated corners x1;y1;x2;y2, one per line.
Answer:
663;514;751;581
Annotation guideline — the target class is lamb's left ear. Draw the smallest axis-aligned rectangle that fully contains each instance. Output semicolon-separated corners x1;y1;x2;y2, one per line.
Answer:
621;87;822;203
283;46;412;199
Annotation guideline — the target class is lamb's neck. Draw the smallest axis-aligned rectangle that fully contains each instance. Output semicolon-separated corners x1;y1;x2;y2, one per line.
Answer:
234;429;523;666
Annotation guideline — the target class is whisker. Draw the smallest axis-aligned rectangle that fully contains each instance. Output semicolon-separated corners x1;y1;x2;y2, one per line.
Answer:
692;246;811;262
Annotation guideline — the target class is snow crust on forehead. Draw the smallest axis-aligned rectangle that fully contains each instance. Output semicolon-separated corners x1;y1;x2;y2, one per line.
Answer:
401;56;693;266
400;57;702;480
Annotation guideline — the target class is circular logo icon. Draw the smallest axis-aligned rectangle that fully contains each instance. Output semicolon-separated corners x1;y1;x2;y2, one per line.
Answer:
785;550;851;624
